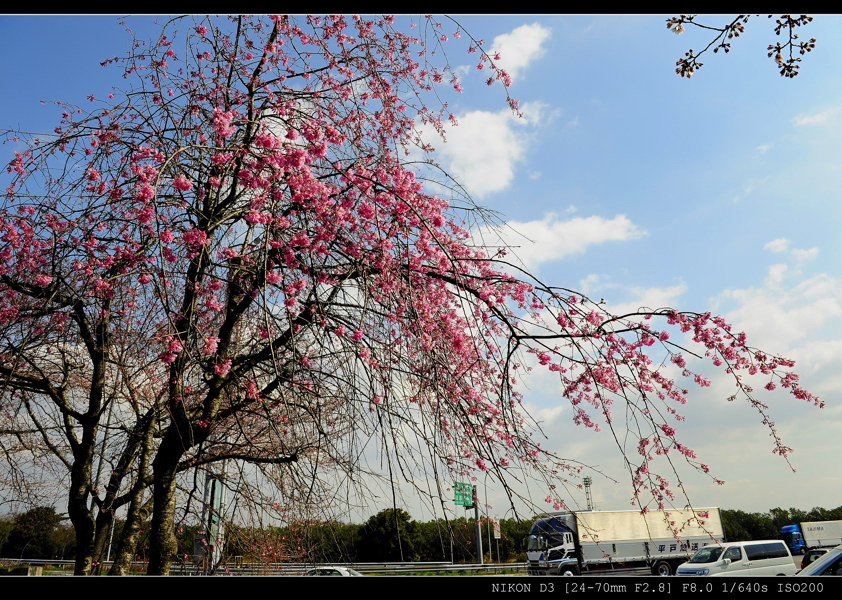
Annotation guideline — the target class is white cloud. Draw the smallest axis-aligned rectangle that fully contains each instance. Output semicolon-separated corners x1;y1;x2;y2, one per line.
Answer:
792;246;819;261
423;102;552;198
579;273;603;294
766;263;788;286
764;238;790;253
716;273;842;350
576;274;687;314
762;239;818;266
475;212;645;271
794;110;833;126
518;100;557;126
511;262;842;514
604;283;687;316
787;339;842;376
731;178;768;203
523;402;566;427
432;109;524;196
490;23;552;83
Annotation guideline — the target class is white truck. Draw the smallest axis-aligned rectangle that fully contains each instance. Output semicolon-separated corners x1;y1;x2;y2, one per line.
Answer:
525;508;723;576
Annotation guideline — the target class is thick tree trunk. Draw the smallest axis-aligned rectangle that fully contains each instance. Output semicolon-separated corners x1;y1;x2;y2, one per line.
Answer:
146;470;178;574
67;475;95;574
146;433;184;576
67;422;99;575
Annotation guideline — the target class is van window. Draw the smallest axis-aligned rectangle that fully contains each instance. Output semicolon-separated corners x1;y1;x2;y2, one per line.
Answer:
744;542;788;560
688;546;724;563
723;547;742;562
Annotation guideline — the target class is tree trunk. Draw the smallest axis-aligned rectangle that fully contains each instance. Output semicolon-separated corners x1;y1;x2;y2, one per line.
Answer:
90;509;114;575
67;483;95;574
110;496;153;575
146;435;184;575
110;422;156;575
67;424;98;575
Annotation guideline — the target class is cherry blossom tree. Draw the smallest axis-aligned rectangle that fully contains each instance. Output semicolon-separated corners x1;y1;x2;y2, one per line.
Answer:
1;15;821;575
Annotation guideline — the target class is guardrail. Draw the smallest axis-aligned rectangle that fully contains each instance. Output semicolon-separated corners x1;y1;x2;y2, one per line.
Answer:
0;558;527;576
207;561;528;576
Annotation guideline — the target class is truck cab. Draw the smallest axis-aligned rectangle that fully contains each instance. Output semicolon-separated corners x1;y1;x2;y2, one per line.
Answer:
524;515;580;575
781;524;805;554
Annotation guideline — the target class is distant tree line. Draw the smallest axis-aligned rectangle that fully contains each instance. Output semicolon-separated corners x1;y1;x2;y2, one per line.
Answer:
721;506;842;542
223;508;533;564
4;505;841;564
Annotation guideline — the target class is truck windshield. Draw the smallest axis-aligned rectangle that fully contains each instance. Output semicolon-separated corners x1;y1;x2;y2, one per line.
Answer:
526;535;546;551
687;546;724;563
783;532;801;544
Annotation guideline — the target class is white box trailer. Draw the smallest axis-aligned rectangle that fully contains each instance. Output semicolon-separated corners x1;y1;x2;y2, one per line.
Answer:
525;508;723;576
801;521;842;548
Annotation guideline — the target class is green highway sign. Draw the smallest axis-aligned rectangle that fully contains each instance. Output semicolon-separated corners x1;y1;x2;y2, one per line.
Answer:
454;482;474;506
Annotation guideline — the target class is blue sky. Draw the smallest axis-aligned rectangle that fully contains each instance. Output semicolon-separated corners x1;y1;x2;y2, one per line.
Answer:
2;15;841;520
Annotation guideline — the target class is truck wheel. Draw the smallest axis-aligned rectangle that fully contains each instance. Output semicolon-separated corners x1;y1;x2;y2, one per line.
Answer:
652;561;673;576
559;566;578;576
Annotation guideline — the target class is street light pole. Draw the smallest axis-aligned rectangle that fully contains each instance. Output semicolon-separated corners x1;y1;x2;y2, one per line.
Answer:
473;487;483;565
484;473;492;563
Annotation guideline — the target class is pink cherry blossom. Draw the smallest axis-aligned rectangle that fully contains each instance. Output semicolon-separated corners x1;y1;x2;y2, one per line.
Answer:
173;175;192;191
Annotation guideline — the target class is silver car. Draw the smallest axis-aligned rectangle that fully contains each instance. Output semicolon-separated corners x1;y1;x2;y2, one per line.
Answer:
795;544;842;576
303;566;364;576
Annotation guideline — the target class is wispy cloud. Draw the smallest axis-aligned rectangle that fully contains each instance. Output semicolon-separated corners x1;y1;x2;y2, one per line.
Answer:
604;283;687;316
766;263;788;286
475;212;645;271
793;247;819;261
716;273;842;350
764;238;818;262
794;109;834;126
577;274;687;314
765;238;790;253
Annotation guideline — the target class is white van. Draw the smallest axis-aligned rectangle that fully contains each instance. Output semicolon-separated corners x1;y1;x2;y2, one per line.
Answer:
676;540;796;576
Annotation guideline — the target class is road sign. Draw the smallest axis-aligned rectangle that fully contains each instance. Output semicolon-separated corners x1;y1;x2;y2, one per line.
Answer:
454;482;474;506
